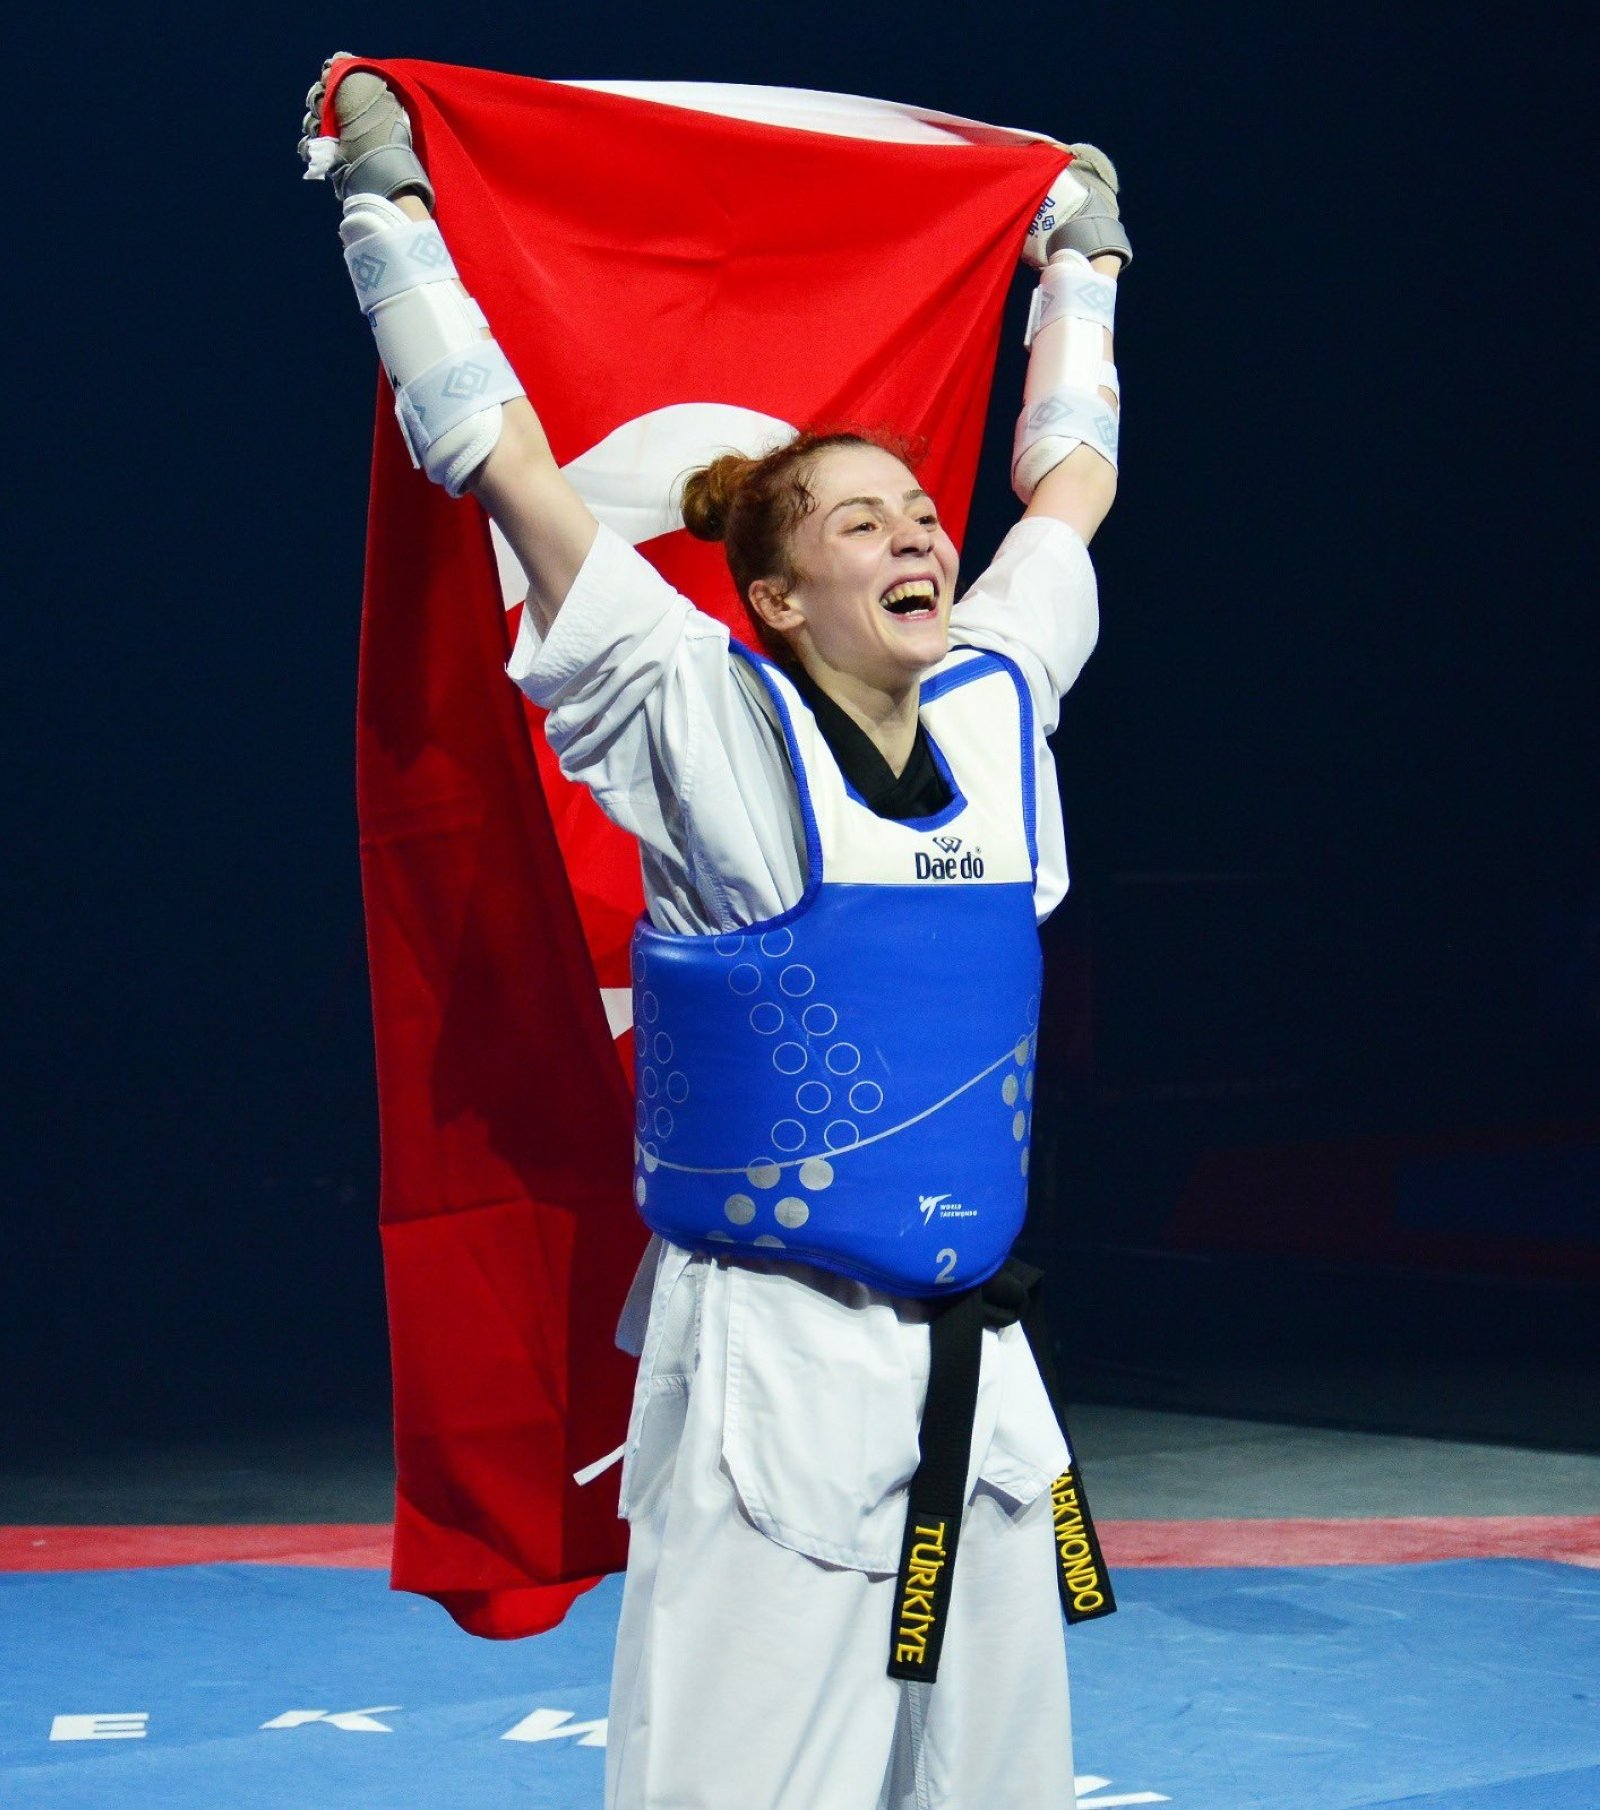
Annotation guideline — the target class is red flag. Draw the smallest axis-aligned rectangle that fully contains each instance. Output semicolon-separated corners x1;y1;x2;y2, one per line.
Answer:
324;59;1066;1637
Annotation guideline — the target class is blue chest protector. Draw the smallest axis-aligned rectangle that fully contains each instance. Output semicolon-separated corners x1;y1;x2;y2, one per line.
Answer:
630;645;1044;1298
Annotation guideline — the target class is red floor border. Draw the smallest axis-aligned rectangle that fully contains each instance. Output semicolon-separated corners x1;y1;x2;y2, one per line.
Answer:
1;1525;393;1572
3;1516;1596;1574
1101;1514;1600;1568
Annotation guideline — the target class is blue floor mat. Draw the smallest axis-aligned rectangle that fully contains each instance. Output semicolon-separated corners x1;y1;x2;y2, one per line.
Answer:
1;1558;1596;1807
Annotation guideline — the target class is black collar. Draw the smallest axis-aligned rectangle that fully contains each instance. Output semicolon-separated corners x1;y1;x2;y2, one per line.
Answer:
789;669;953;823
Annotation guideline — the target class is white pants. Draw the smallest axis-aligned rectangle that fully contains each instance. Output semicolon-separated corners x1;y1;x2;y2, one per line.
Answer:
605;1268;1075;1809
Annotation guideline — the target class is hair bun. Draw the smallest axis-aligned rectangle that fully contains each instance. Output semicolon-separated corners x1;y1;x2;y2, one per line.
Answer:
680;452;755;542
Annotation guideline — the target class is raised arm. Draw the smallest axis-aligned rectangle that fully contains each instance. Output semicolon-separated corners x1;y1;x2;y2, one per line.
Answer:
303;58;596;630
1011;145;1128;545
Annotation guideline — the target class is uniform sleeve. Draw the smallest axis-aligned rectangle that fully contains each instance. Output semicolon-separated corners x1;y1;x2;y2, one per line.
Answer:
505;524;806;933
949;517;1099;924
949;515;1099;735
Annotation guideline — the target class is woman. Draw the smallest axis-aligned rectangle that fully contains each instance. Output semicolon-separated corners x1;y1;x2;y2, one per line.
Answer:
308;57;1127;1810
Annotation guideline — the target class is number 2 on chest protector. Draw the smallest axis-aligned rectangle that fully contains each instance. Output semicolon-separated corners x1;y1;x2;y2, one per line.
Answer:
935;1248;958;1283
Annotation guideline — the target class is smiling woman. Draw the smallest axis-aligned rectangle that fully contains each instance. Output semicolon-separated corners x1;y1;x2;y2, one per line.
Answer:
674;409;1117;780
305;51;1129;1810
679;430;925;604
680;432;960;772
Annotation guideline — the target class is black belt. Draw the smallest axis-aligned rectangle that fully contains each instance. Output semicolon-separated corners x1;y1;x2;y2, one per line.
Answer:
887;1257;1116;1682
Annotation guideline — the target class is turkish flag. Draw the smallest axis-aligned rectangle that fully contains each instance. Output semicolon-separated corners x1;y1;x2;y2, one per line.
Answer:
321;59;1067;1637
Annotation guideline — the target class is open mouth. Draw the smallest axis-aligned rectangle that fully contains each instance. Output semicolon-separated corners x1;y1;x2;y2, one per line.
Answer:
880;578;940;622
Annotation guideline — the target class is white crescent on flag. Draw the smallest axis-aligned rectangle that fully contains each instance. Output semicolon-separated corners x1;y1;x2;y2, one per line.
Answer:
490;401;797;604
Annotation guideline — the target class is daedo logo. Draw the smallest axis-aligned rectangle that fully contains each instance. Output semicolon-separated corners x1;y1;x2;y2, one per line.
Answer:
913;834;985;882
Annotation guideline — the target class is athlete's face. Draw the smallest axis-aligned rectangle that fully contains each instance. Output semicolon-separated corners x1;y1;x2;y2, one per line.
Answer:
754;444;960;693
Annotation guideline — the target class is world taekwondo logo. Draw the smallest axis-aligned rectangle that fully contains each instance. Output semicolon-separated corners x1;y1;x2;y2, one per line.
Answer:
918;1191;976;1224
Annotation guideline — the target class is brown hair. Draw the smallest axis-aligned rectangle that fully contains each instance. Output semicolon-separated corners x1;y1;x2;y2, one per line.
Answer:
680;427;923;660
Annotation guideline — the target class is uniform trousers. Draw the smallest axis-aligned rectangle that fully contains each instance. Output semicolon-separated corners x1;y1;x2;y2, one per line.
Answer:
604;1260;1075;1810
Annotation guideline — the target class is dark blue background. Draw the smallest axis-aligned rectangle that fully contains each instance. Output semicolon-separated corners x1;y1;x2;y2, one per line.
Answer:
6;3;1596;1442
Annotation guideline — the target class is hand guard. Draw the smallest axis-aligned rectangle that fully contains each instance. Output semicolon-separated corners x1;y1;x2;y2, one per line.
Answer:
341;194;524;495
1021;143;1131;270
298;52;435;210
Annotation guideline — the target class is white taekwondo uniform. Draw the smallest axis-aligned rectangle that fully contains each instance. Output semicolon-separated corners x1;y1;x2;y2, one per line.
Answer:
508;512;1099;1810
